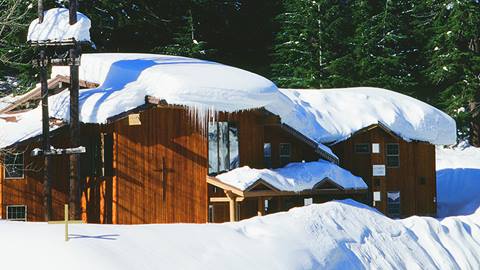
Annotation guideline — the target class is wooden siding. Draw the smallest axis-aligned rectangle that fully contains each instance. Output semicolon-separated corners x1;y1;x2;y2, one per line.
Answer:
112;107;208;224
264;125;319;168
331;126;437;217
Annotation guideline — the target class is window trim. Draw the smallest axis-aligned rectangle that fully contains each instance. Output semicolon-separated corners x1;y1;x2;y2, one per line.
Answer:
4;153;25;180
6;205;27;221
354;143;370;154
386;143;400;168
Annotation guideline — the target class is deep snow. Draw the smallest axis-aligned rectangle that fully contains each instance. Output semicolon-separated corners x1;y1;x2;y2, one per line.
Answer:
275;88;457;145
216;160;367;191
50;53;283;123
27;8;91;42
1;199;480;270
436;143;480;217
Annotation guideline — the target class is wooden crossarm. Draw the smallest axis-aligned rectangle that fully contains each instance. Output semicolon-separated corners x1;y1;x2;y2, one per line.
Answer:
48;220;83;224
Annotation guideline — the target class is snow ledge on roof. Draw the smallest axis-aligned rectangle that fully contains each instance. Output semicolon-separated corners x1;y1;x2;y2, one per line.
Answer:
215;160;367;192
50;53;284;124
272;88;457;146
27;8;91;42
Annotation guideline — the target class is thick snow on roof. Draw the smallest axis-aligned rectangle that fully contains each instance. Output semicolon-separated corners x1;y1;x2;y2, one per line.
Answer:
2;200;480;269
50;53;283;123
0;106;62;148
27;8;91;42
216;160;367;192
272;88;457;145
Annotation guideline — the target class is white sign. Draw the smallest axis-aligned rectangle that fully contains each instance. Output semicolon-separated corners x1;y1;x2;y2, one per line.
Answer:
304;198;313;206
373;191;381;202
372;165;386;176
372;143;380;153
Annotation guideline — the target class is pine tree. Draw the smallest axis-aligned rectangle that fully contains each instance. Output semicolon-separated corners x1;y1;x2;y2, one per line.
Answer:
272;0;355;88
351;0;420;95
0;0;37;94
153;9;213;59
425;0;480;142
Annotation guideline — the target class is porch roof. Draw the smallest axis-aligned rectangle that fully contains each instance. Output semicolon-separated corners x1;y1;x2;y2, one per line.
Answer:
209;160;367;198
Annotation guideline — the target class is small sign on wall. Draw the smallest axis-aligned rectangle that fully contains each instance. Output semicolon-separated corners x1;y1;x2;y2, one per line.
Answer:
373;191;381;202
372;143;380;153
304;198;313;206
372;165;386;176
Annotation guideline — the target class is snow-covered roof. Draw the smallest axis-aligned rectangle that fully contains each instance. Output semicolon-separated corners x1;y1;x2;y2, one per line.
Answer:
50;53;283;123
27;8;91;42
215;160;367;192
0;53;296;149
270;88;457;145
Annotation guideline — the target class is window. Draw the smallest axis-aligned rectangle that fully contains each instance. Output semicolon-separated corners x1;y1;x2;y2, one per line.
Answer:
387;192;401;218
279;143;291;166
6;205;27;221
374;178;380;187
355;143;370;154
208;205;214;223
4;153;24;179
386;143;400;167
264;143;272;168
419;177;426;185
208;122;239;175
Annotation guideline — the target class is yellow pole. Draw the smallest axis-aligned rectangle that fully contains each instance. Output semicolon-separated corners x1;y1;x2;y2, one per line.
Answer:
65;204;69;242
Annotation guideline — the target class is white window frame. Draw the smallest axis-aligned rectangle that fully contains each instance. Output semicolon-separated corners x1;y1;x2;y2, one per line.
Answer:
4;153;25;180
6;205;27;221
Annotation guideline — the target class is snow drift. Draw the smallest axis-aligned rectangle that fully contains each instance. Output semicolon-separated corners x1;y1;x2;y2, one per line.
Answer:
27;8;91;42
2;200;480;270
216;160;367;191
274;88;457;145
436;143;480;217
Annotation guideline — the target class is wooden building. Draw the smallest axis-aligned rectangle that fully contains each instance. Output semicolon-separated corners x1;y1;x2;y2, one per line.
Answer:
275;88;457;219
0;93;360;223
330;123;437;218
0;54;367;224
0;56;453;223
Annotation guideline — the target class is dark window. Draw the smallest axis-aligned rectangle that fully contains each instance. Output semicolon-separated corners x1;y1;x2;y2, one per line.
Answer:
387;192;401;218
355;143;370;154
419;177;426;185
264;143;272;168
208;205;214;223
374;178;381;187
208;122;239;175
386;143;400;167
7;205;26;221
279;143;291;166
4;153;24;179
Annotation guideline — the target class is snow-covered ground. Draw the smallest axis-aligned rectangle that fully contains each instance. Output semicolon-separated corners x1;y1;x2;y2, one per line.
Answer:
436;143;480;218
2;199;479;270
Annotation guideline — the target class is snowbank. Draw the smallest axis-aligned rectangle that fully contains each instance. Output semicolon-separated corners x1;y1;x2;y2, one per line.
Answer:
2;200;480;270
436;143;480;217
216;160;367;191
272;88;457;145
50;53;285;123
27;8;91;42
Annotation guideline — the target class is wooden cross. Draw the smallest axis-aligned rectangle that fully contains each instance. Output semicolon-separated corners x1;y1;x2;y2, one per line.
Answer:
47;204;83;241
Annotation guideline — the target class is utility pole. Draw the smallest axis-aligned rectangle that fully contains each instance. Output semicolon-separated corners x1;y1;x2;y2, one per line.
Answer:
69;0;81;220
38;0;52;221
